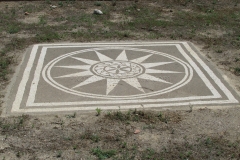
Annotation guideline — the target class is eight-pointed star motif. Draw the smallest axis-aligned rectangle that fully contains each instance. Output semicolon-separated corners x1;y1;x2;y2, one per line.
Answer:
54;50;182;95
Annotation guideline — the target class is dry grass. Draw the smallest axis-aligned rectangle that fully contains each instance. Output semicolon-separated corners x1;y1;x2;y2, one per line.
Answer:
0;0;240;159
1;109;240;159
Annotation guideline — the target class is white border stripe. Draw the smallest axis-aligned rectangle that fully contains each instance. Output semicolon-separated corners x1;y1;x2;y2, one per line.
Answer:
183;42;238;102
176;44;221;98
29;96;217;106
11;45;39;112
20;100;237;113
31;41;190;46
26;47;47;106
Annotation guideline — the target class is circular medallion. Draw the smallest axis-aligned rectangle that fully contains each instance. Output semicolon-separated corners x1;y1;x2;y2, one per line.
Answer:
91;61;144;79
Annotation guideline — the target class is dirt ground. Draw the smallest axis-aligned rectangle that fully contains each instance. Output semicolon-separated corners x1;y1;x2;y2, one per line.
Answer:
0;0;240;159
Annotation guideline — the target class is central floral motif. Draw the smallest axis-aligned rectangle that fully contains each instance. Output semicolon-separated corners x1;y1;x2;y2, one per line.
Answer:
91;61;144;79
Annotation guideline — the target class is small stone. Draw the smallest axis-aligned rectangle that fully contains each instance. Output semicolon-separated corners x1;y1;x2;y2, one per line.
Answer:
24;12;29;15
137;9;140;11
134;129;141;134
94;9;103;15
50;5;57;9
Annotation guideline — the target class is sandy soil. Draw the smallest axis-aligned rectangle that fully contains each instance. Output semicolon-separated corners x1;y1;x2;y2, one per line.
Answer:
0;1;240;159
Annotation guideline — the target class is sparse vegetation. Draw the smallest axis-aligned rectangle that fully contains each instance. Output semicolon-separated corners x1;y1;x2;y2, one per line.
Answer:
94;1;102;6
234;67;240;75
0;0;239;82
56;151;62;158
0;1;239;159
7;25;20;34
96;108;102;116
0;109;239;159
66;112;76;118
105;109;175;124
91;148;116;160
0;115;29;131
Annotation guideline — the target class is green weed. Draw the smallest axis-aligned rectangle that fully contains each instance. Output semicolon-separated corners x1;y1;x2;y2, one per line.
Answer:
237;35;240;41
58;2;63;7
91;134;100;143
234;67;240;75
81;130;100;143
216;49;223;53
45;0;51;4
94;1;102;6
38;16;47;26
73;145;77;150
0;115;29;131
7;25;20;34
56;151;62;158
122;142;127;148
0;57;12;79
16;151;21;158
91;148;116;160
142;148;156;159
96;108;102;116
66;112;76;118
36;29;61;42
105;109;173;124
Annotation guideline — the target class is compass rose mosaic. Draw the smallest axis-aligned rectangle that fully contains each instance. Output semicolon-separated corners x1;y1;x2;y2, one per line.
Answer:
43;48;191;99
4;42;239;115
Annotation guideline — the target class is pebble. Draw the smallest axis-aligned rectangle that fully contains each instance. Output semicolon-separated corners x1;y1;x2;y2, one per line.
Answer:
94;9;103;15
134;129;141;134
50;5;57;9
